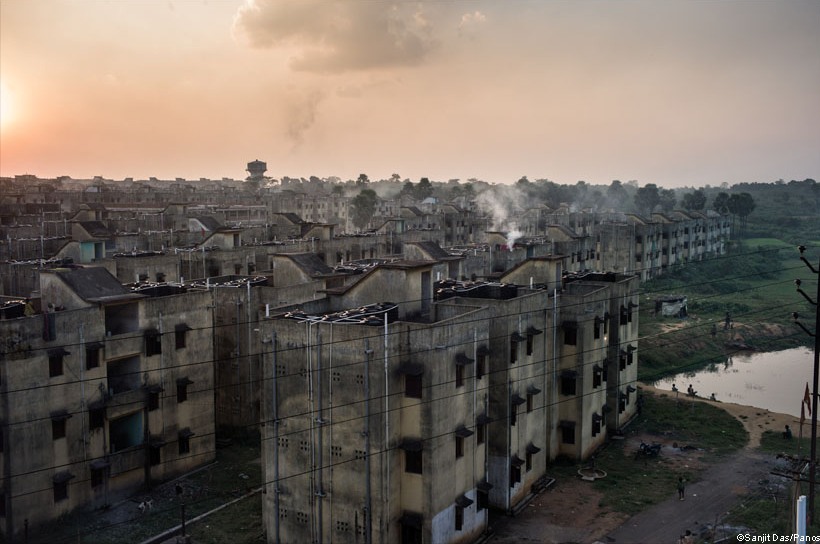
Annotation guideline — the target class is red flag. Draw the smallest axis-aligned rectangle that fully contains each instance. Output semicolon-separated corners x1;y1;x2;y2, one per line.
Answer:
802;402;806;427
805;383;812;416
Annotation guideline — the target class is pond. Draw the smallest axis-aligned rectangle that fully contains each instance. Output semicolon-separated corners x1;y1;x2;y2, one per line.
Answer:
652;347;816;418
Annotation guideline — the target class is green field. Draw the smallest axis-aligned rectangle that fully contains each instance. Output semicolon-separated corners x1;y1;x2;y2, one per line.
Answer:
638;239;815;382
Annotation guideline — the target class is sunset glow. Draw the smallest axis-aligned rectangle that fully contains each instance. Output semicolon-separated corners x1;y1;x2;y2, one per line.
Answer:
0;0;818;186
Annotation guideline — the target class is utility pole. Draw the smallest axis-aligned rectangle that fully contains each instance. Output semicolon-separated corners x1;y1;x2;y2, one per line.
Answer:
793;245;820;525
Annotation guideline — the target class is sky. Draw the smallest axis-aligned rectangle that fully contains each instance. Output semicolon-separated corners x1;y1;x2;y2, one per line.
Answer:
1;0;818;188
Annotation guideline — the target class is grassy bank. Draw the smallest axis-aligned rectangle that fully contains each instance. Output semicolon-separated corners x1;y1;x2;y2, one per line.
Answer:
638;239;812;382
549;390;747;516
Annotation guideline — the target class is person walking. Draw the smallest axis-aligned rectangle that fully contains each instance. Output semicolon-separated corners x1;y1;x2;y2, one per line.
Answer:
677;477;686;500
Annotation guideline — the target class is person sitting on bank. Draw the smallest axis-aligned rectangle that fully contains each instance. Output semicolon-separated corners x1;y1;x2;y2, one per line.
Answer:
783;425;793;440
687;384;696;397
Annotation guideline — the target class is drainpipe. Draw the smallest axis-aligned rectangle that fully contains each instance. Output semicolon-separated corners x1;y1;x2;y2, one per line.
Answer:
383;312;390;543
364;341;373;544
271;331;281;544
316;327;325;544
247;281;253;427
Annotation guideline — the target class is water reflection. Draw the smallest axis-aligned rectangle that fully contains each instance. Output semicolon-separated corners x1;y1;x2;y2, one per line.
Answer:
652;347;814;417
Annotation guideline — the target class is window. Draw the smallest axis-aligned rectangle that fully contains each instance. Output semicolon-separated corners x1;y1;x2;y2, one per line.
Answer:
48;348;69;378
147;386;162;411
86;343;102;370
52;411;71;440
454;495;473;530
90;460;109;488
455;353;471;388
400;363;423;399
619;350;627;371
476;482;492;511
53;473;74;502
510;456;523;487
476;347;488;380
400;512;423;544
149;438;165;466
592;413;602;437
526;393;534;413
560;421;576;444
526;443;540;471
526;327;542;356
89;405;105;430
509;340;519;364
560;371;577;396
177;377;193;403
175;324;191;350
593;364;603;388
620;306;628;326
455;427;473;459
594;316;602;340
145;329;162;356
476;414;489;445
179;429;194;455
626;345;636;365
511;394;525;426
563;322;577;346
401;440;423;474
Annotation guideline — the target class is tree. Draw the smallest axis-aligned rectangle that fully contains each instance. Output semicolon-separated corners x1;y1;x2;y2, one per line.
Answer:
356;173;370;186
659;188;677;212
682;189;707;211
634;183;661;215
606;180;629;210
350;189;378;231
400;181;415;197
414;177;433;200
713;192;730;213
727;192;756;237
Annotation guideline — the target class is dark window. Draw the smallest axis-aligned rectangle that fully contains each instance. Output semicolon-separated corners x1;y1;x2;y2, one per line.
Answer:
175;324;190;350
593;365;603;388
405;449;422;474
89;407;105;430
455;505;464;531
149;443;163;466
526;335;534;355
53;481;68;502
455;435;464;458
526;393;534;413
477;490;489;511
476;347;488;379
145;330;162;356
455;364;464;388
592;414;602;437
86;345;101;370
510;340;518;364
48;351;65;377
177;378;192;403
401;516;423;544
510;457;523;487
594;317;602;340
526;452;532;472
148;388;161;411
563;323;577;346
619;351;627;371
0;495;5;517
405;374;422;399
620;306;628;326
477;423;485;445
52;418;67;440
561;423;576;444
179;429;193;455
91;467;106;488
560;373;577;396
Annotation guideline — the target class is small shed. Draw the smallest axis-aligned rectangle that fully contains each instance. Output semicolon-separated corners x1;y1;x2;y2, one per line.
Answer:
655;295;688;317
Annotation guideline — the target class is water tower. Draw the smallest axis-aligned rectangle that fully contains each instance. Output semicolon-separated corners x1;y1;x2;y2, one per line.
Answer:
246;159;267;181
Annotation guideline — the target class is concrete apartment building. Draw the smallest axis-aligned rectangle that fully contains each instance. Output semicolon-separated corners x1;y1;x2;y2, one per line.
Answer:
256;253;641;544
0;267;215;540
257;262;493;544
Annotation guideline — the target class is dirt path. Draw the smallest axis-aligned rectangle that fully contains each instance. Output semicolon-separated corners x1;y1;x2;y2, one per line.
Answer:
487;387;801;544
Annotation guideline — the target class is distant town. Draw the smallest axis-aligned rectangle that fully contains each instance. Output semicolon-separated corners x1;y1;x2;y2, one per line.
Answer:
0;162;734;543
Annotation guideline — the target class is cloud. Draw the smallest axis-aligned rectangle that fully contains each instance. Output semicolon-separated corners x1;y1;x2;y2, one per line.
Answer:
233;0;438;72
459;10;486;28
